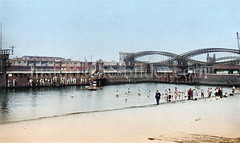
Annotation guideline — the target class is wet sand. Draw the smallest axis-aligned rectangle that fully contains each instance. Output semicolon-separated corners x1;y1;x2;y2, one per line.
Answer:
0;96;240;143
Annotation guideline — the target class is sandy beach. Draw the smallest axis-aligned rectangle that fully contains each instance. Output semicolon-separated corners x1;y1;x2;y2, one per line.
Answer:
0;96;240;143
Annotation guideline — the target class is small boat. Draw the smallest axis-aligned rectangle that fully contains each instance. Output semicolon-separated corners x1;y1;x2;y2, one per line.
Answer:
86;81;102;90
86;75;107;91
86;86;102;90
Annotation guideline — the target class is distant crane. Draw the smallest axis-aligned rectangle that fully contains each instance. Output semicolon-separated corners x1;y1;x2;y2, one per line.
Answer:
0;23;2;53
237;32;240;65
0;23;14;88
237;32;240;51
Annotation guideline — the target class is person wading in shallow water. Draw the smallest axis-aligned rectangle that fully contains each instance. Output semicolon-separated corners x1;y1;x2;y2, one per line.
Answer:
155;90;161;105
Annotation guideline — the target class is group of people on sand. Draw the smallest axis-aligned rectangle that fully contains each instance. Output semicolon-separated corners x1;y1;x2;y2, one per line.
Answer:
155;87;190;104
155;86;236;105
117;86;236;105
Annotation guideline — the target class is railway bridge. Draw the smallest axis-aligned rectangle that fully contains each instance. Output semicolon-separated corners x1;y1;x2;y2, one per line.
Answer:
123;48;240;67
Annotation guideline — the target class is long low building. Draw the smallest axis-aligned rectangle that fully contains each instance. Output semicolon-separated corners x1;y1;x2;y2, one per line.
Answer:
6;56;92;87
10;56;89;72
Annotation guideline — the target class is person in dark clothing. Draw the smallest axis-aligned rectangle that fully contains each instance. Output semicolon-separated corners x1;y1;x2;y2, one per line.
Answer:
188;88;193;100
155;90;161;105
219;88;223;98
168;88;172;102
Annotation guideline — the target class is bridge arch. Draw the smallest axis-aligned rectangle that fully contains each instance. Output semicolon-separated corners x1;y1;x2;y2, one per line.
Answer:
123;48;240;66
124;51;178;63
180;48;240;58
216;56;239;61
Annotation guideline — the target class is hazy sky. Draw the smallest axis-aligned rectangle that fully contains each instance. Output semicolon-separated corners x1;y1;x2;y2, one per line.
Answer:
0;0;240;61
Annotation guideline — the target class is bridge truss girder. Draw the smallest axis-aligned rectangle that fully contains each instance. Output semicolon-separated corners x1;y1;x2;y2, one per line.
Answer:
124;48;240;67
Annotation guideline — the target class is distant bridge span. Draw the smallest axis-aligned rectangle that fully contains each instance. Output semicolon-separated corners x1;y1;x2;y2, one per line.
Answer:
124;48;240;66
180;48;240;58
216;56;239;61
125;51;178;61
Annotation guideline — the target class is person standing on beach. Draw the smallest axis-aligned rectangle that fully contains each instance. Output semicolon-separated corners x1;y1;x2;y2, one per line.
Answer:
168;88;172;102
193;89;196;99
201;89;204;98
174;87;178;102
214;87;219;97
195;88;198;97
219;88;223;98
188;88;193;100
208;88;212;98
155;90;161;105
232;86;235;95
187;88;190;100
165;89;168;103
179;90;183;101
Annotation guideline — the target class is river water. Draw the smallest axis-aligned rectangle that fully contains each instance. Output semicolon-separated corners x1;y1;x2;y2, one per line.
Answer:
0;83;237;124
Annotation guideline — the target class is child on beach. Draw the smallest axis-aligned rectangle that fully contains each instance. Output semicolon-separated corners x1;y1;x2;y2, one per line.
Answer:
161;90;165;102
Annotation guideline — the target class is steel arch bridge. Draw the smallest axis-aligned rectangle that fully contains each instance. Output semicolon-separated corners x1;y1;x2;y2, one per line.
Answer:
180;48;240;58
123;48;240;66
216;56;239;61
123;51;178;63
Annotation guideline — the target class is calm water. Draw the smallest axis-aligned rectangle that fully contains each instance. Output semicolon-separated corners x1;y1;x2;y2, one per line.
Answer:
0;83;236;124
